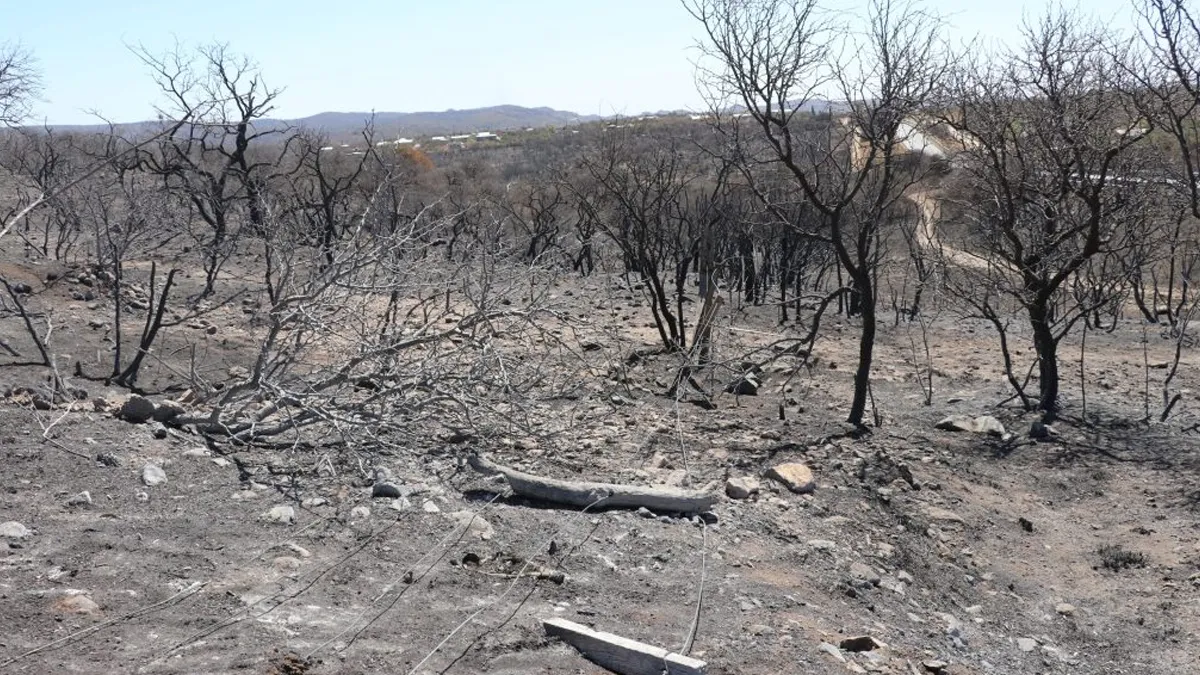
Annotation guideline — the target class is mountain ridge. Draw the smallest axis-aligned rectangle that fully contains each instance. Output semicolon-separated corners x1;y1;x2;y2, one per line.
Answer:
35;104;602;137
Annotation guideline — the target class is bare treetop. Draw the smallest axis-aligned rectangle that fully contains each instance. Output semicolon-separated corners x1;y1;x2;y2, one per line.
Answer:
0;43;41;127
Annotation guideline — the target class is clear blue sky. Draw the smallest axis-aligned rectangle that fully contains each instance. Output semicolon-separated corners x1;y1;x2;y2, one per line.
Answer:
8;0;1141;125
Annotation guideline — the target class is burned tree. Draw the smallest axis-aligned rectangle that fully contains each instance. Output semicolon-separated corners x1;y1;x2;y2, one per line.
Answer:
688;0;947;427
940;9;1151;418
0;42;39;127
134;42;293;297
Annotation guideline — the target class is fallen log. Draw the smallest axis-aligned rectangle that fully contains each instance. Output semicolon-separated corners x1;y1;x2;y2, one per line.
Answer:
543;617;707;675
467;454;718;514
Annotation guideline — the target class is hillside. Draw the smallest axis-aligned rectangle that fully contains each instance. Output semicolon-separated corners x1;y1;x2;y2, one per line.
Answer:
35;104;601;138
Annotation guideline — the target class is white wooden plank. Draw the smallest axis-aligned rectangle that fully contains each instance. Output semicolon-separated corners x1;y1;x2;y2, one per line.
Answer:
542;617;707;675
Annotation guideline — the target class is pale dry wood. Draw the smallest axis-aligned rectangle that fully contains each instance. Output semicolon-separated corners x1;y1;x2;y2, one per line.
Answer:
468;454;718;514
543;617;707;675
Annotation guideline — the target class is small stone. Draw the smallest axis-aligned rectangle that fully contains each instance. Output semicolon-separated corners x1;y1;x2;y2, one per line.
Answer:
1029;421;1055;439
1055;602;1076;616
839;635;885;652
636;506;656;518
182;447;209;458
119;395;156;423
301;497;328;507
211;457;230;467
849;561;882;588
141;463;167;487
448;510;495;540
66;491;92;507
922;660;949;674
924;506;964;524
53;594;101;616
421;500;441;514
0;521;32;539
262;505;295;524
897;570;915;583
152;400;185;423
273;556;302;571
372;482;403;499
96;452;122;467
135;491;150;503
935;414;975;432
725;375;760;396
935;414;1005;436
1017;637;1038;652
350;506;371;520
765;462;816;493
819;642;847;662
807;539;836;551
971;415;1006;436
284;543;311;558
725;476;761;500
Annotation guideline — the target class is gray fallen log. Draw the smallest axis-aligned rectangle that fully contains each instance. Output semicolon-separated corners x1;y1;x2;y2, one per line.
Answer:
467;454;717;514
543;617;707;675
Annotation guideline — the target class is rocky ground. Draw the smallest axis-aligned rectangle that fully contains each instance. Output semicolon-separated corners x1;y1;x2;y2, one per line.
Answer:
1;256;1199;674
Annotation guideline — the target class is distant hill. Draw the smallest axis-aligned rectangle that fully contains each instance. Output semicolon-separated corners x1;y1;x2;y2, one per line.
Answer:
297;106;599;136
36;105;601;138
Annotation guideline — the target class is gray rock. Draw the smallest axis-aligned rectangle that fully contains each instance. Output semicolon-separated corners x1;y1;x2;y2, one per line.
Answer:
52;594;101;616
725;376;760;396
849;561;882;588
284;542;311;558
1030;421;1056;439
448;510;494;540
96;452;122;467
141;463;167;487
839;635;885;652
152;400;185;423
262;505;295;524
807;539;836;551
972;415;1006;436
119;395;156;423
350;506;371;520
924;505;965;524
0;521;32;539
66;491;92;507
936;414;1005;436
818;642;846;662
1017;637;1038;652
372;482;403;499
765;462;816;493
421;500;441;514
273;556;302;571
725;476;761;500
1055;602;1076;616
